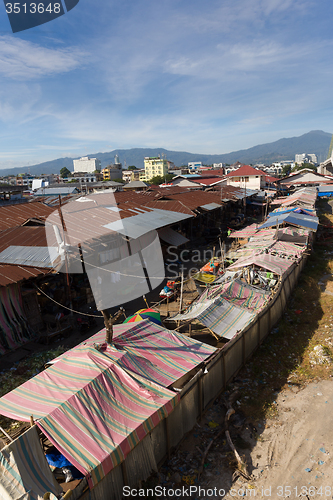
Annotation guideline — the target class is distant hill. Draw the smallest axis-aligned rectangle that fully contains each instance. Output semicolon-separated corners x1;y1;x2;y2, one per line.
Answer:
0;130;331;176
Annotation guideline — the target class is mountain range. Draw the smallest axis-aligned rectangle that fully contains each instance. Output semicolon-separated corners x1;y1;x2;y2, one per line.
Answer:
0;130;331;176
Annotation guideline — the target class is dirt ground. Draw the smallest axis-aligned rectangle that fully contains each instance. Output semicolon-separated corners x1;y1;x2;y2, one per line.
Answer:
155;378;333;500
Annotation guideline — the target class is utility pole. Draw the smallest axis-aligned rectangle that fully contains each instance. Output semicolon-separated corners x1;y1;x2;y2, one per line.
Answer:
58;195;73;315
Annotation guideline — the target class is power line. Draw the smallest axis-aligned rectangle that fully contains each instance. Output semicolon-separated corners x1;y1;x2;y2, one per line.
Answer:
34;284;103;317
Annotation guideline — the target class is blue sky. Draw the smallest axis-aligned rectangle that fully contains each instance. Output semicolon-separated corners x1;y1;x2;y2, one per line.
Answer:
0;0;332;169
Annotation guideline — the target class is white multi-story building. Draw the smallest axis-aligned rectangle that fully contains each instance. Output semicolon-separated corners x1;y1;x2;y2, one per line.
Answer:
295;154;306;164
295;153;317;165
73;156;101;173
308;154;318;163
188;162;202;171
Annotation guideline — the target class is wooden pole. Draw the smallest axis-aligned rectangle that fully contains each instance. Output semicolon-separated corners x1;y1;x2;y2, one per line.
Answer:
208;328;219;341
0;425;13;442
143;295;149;308
121;461;129;486
30;415;34;427
219;237;223;261
165;418;171;459
178;271;184;314
58;195;73;315
102;308;125;343
264;194;269;219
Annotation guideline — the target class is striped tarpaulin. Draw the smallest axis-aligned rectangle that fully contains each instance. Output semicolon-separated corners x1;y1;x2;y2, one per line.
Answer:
0;425;62;500
113;320;216;373
269;207;316;217
196;298;255;339
63;319;217;382
0;284;35;355
264;240;305;257
214;279;269;311
0;346;179;490
229;224;259;239
228;253;294;277
167;299;217;321
37;360;178;488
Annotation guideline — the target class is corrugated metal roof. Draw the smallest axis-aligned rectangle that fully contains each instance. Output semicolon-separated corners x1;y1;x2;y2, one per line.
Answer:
200;202;222;211
0;226;48;253
259;212;319;231
123;181;148;188
0;264;50;287
104;208;192;238
0;246;58;268
143;200;195;215
157;227;189;246
34;187;78;195
317;184;333;192
226;165;267;177
0;201;54;231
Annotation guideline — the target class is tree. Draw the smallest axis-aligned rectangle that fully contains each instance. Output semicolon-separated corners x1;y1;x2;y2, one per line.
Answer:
128;166;137;170
281;164;291;177
294;162;316;172
60;167;71;178
148;174;175;185
148;175;164;185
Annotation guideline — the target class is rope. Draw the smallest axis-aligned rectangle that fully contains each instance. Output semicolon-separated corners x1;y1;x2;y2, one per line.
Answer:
34;284;103;318
58;252;196;283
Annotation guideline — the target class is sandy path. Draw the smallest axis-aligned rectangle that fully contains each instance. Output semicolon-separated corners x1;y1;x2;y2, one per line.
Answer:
222;380;333;499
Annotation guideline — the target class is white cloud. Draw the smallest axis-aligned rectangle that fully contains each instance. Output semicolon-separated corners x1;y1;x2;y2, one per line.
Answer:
0;36;85;79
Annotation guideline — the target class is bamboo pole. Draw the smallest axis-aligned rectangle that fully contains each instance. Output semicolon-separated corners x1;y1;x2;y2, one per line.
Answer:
0;425;13;442
143;295;149;308
177;271;184;328
208;328;219;341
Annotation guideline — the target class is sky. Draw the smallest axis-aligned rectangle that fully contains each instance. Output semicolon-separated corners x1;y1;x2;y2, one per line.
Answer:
0;0;332;169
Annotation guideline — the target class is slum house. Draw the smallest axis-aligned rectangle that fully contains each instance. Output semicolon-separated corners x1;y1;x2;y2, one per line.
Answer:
0;186;320;499
277;168;333;188
166;187;317;343
0;202;58;355
0;186;254;355
0;319;219;500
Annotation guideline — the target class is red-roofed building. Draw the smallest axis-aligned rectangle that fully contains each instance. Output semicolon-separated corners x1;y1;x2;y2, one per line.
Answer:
226;165;267;190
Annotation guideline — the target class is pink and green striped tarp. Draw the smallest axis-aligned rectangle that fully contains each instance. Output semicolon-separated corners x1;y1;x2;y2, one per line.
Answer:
0;321;216;489
38;359;178;488
228;253;294;277
0;345;179;489
211;279;269;311
0;425;62;500
0;284;35;356
229;224;259;239
56;319;217;386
